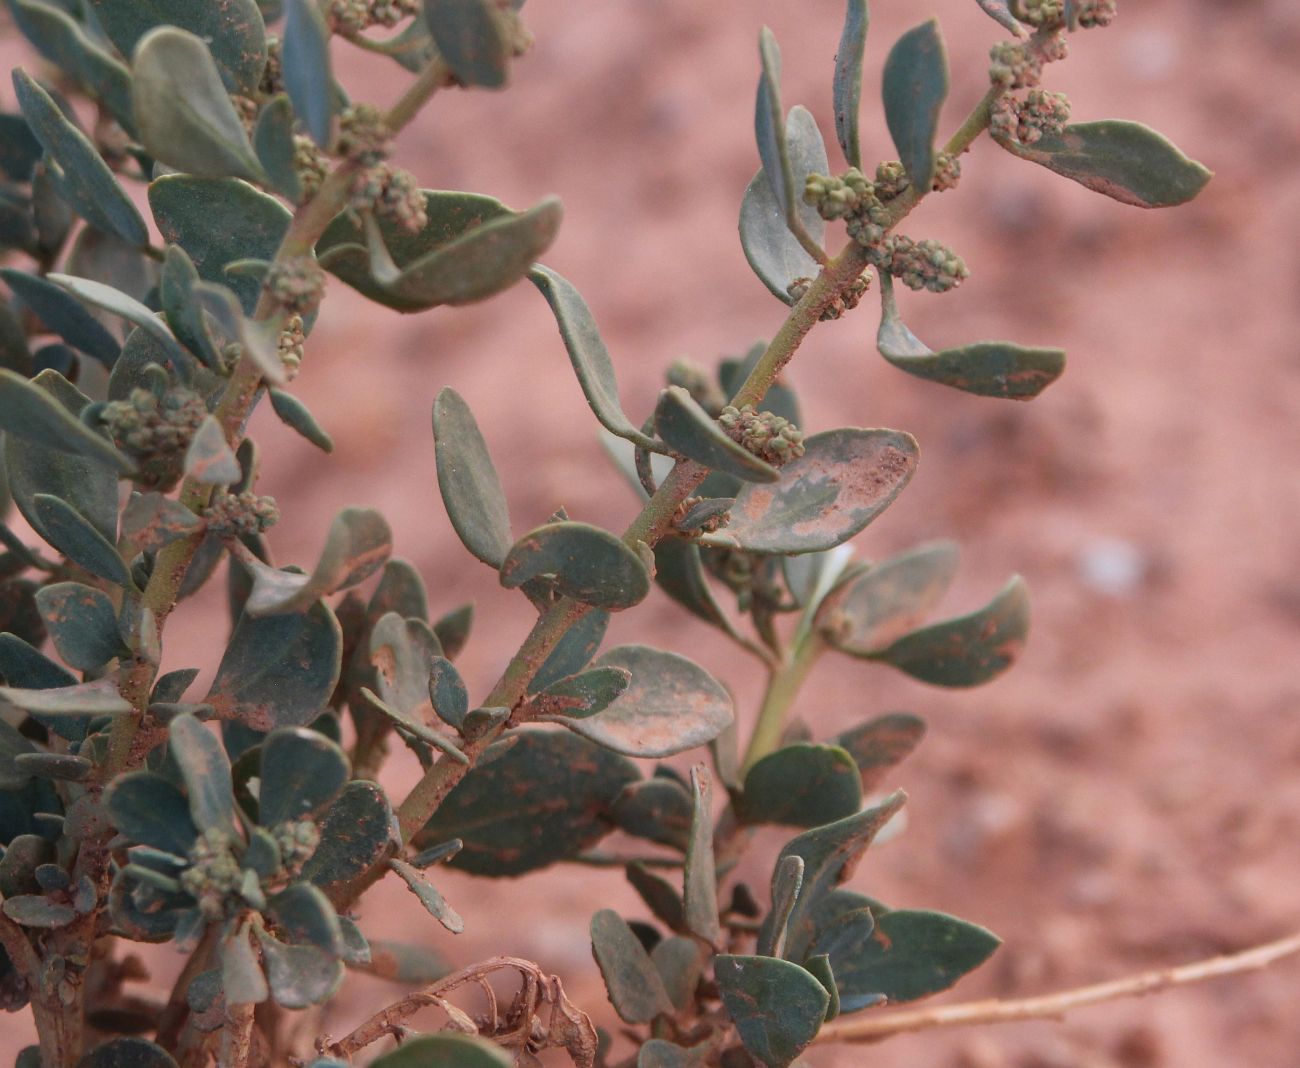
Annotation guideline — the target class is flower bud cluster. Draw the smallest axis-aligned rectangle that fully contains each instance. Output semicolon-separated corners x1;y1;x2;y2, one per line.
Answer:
294;135;330;202
991;89;1071;145
327;0;421;34
180;829;243;920
879;235;970;294
666;358;726;416
337;105;392;166
873;160;910;201
350;165;428;234
932;152;962;193
718;405;805;466
278;315;306;378
1011;0;1065;29
101;387;207;491
804;169;892;246
271;819;321;877
787;270;873;322
989;33;1068;90
266;258;326;316
1073;0;1118;27
204;492;280;538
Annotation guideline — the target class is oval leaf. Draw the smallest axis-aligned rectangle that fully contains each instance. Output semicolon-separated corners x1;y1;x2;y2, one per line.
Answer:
423;0;512;88
258;727;350;826
833;0;869;169
701;429;918;554
12;69;147;246
283;0;334;147
561;645;733;758
998;120;1212;208
0;272;121;369
739;744;862;828
132;27;264;181
369;1035;512;1068
168;713;234;833
881;19;948;191
755;28;793;217
816;539;959;655
388;858;464;933
301;780;397;890
432;388;512;568
500;522;651;611
833;713;926;793
872;575;1028;687
715;955;829;1067
207;601;343;729
654;386;778;483
591;908;673;1024
31;494;131;585
34;581;123;671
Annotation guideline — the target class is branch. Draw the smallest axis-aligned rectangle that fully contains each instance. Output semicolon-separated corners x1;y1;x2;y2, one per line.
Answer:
816;929;1300;1045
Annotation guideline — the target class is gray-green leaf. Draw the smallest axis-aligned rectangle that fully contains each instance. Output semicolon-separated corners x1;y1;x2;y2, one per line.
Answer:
715;955;829;1067
500;522;650;611
591;908;673;1024
654;386;778;483
432;388;512;568
881;19;948;191
833;0;869;169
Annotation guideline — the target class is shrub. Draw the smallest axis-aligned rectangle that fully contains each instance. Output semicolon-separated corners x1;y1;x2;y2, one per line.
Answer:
0;1;1223;1067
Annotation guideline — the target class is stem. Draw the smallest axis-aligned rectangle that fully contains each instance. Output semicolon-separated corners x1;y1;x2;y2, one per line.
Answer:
739;633;824;776
816;930;1300;1045
218;1002;255;1068
156;925;219;1050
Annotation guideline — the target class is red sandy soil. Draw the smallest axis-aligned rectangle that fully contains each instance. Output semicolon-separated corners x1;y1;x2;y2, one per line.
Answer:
4;1;1300;1064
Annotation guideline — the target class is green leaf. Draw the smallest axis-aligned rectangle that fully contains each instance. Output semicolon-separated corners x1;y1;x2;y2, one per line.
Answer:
121;492;204;553
558;645;733;758
655;387;778;483
763;792;907;961
652;538;733;632
417;730;639;876
825;908;999;1006
34;582;123;670
591;908;673;1024
804;953;840;1020
833;713;926;793
876;275;1065;399
715;955;829;1067
267;882;344;955
816;539;959;655
500;522;651;611
740;107;829;305
528;265;659;449
833;0;869;169
740;744;862;828
256;929;342;1008
150;176;292;315
269;388;333;452
638;1041;709;1068
758;855;805;958
998;120;1212;208
423;0;512;88
612;777;694;852
132;27;264;181
258;727;350;825
528;608;608;693
700;428;918;555
881;19;948;191
873;576;1029;687
88;0;267;96
368;1035;512;1068
47;273;194;375
388;858;464;933
432;602;472;659
168;712;234;833
253;95;302;202
244;507;392;616
12;70;147;247
626;861;685;931
76;1037;179;1068
9;0;135;134
428;656;467;728
527;666;630;720
651;937;703;1013
282;0;334;147
160;245;221;369
301;780;397;890
0;269;121;369
683;765;719;944
103;771;198;855
3;894;77;928
207;601;343;730
754;28;794;219
431;388;512;568
191;279;286;384
368;611;443;725
31;494;131;585
0;677;131;717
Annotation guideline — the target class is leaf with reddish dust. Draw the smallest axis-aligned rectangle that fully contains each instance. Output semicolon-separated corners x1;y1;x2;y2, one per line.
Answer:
554;645;733;758
243;507;392;617
715;954;829;1067
832;712;927;793
700;428;918;555
206;600;342;730
183;415;240;486
870;576;1029;688
876;274;1065;400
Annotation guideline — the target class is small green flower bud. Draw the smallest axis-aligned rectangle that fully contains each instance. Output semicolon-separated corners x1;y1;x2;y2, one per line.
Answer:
932;152;962;193
1011;0;1065;29
100;387;208;491
180;828;242;921
666;358;727;416
293;135;330;202
266;257;326;316
271;818;321;876
278;315;306;378
885;235;969;294
874;160;910;200
337;105;392;165
205;492;280;539
1073;0;1117;27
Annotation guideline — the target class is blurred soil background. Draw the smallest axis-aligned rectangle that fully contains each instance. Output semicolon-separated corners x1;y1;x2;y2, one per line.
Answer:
5;0;1300;1064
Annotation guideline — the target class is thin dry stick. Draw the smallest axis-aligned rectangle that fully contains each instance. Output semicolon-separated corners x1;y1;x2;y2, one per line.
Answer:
817;930;1300;1045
